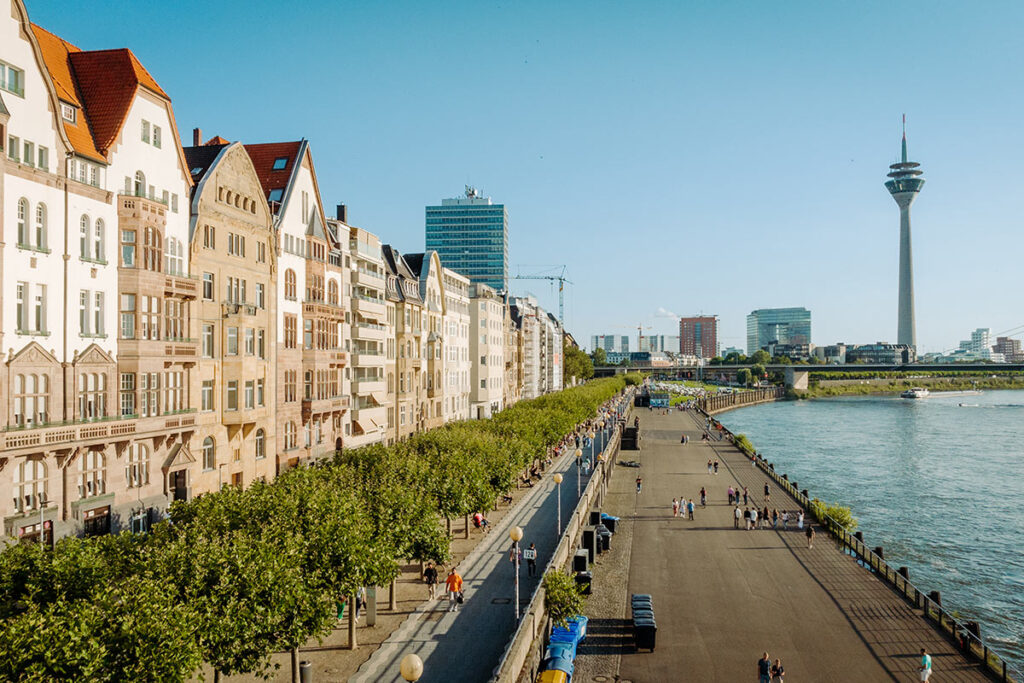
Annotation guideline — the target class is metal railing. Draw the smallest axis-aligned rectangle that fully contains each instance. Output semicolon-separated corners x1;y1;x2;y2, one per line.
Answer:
701;406;1018;682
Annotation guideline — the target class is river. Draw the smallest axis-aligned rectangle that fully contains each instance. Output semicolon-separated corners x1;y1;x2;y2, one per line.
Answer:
721;390;1024;676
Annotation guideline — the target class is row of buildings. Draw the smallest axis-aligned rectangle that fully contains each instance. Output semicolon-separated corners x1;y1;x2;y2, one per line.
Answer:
0;2;562;545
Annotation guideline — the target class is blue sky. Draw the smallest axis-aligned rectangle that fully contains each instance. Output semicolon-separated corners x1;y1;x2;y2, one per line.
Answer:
30;0;1024;353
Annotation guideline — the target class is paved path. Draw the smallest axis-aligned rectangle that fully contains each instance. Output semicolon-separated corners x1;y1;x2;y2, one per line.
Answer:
585;407;993;682
351;424;616;683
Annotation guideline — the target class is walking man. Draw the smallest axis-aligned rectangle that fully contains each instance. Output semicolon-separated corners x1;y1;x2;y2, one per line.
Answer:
636;476;643;494
687;498;695;520
743;487;749;505
445;567;463;613
672;498;679;518
524;543;538;577
758;652;772;683
782;510;790;530
806;524;815;549
919;647;933;681
424;562;438;600
734;505;742;529
764;482;771;504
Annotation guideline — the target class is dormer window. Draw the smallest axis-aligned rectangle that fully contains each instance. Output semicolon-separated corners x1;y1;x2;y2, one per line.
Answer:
272;157;287;170
190;167;204;176
60;103;77;123
268;188;283;203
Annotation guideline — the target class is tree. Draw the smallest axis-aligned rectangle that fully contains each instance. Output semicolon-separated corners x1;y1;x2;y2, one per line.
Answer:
590;347;607;366
709;356;725;365
750;364;766;384
542;570;585;629
736;368;752;386
749;349;771;364
563;342;594;383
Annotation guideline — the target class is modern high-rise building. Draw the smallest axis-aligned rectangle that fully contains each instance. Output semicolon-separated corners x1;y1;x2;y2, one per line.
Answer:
994;337;1023;363
639;335;680;353
591;335;629;354
885;116;925;349
425;186;508;292
746;308;811;354
679;316;718;359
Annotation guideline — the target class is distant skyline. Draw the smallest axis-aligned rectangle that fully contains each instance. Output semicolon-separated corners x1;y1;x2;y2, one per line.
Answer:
28;0;1024;353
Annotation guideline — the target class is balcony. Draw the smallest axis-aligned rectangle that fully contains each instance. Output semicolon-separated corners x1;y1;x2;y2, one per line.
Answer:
119;337;197;362
352;295;386;318
352;322;387;341
302;300;345;320
302;347;348;367
118;193;167;222
352;269;385;288
222;301;258;317
164;339;198;359
1;415;139;453
302;395;350;418
222;406;268;426
351;351;386;367
352;377;386;394
165;273;198;299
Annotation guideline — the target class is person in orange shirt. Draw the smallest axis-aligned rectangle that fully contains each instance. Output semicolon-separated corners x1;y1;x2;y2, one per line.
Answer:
445;567;464;613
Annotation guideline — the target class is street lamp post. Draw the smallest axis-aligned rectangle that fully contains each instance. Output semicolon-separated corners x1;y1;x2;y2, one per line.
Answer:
510;526;523;619
587;430;596;468
575;448;583;497
39;498;48;549
553;473;563;537
400;653;423;681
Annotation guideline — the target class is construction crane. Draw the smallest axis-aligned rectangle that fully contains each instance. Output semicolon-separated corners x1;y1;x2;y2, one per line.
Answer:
511;265;572;324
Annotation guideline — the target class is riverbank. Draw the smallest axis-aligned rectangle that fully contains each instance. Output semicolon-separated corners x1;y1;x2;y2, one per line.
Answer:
799;375;1024;398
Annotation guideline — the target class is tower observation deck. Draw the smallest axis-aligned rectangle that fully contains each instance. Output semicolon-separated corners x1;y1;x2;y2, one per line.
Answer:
885;116;924;349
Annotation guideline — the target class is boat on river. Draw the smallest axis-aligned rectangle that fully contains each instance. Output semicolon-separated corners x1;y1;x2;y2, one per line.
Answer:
900;387;930;399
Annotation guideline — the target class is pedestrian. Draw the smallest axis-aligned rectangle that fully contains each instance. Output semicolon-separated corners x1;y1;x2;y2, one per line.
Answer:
445;567;463;612
762;506;770;529
918;647;933;681
806;524;815;549
797;510;805;530
636;476;643;494
744;507;751;530
758;652;772;683
771;657;785;682
509;542;522;567
782;510;790;530
743;487;749;505
772;509;779;530
672;498;679;517
525;543;538;577
687;499;695;520
681;433;686;444
700;487;707;507
707;459;713;474
424;562;438;599
355;585;366;620
764;482;771;504
734;504;742;529
728;486;735;504
750;507;758;530
713;460;719;474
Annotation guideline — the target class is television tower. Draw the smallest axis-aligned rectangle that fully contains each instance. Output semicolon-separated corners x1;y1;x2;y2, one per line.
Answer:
885;115;925;349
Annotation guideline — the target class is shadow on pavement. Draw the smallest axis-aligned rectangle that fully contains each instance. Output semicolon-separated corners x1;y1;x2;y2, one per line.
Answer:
576;618;636;656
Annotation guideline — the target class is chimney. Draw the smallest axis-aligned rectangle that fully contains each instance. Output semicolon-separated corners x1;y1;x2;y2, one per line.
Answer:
192;127;202;146
336;204;347;222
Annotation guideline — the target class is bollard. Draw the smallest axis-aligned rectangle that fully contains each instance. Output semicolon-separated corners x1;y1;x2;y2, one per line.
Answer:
928;590;942;607
874;546;884;560
898;566;909;580
966;621;981;639
299;660;313;683
782;474;788;481
801;489;808;500
854;531;864;542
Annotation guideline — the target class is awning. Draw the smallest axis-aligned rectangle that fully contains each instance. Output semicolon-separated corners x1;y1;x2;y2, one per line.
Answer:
371;392;388;407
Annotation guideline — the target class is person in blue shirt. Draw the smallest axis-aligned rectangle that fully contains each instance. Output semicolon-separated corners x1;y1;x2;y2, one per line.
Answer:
757;652;771;683
919;647;932;681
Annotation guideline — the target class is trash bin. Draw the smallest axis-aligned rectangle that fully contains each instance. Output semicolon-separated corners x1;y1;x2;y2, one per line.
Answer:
633;617;657;651
544;643;574;662
600;513;619;534
631;593;653;606
631;608;654;622
589;510;602;525
574;570;593;595
582;527;597;562
599;531;611;552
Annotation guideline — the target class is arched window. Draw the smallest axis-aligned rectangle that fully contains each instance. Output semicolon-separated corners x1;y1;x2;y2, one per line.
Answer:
94;219;105;261
35;203;47;250
255;428;266;459
17;198;29;246
125;443;150;488
225;190;234;205
284;422;296;449
328;280;338;305
202;436;216;470
284;269;296;300
134;171;146;197
77;451;106;499
14;460;47;512
80;215;90;257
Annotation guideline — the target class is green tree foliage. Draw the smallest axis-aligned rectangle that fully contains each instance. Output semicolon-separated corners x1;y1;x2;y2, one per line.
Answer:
590;347;607;366
810;498;858;532
749;349;771;364
542;569;586;628
736;368;752;386
750;364;766;382
563;342;594;383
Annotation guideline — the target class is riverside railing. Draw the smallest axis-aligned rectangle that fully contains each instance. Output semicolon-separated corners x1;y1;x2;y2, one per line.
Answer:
490;391;632;683
701;406;1018;683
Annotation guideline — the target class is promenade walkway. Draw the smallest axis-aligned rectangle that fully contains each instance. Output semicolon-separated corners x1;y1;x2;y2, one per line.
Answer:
579;407;992;682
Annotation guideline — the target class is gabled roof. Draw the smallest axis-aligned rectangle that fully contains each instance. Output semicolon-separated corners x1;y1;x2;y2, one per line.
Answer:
30;24;104;162
244;141;302;202
183;144;227;184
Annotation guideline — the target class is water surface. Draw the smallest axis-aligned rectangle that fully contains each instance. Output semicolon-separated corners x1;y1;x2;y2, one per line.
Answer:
722;391;1024;675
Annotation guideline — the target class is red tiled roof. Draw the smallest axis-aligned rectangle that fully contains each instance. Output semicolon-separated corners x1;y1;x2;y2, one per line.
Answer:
30;24;105;162
244;141;302;199
204;135;230;146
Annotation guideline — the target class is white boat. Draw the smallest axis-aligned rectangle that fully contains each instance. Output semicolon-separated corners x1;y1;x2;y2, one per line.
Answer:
900;387;930;399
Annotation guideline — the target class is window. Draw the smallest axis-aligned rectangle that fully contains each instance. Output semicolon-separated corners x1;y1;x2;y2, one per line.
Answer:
77;451;106;499
13;373;48;426
228;233;245;257
89;165;98;187
257;329;265;359
134;171;145;197
284;269;296;299
202;437;216;470
163;371;183;413
245;328;254;355
120;373;136;416
304;370;313;400
284;315;297;349
78;373;106;419
141;120;150;143
126;444;149;488
203;225;215;249
227;327;238;355
38;146;48;172
121;230;136;266
142;226;162;271
16;198;28;246
226;381;238;410
257;242;266;263
165;237;183;275
268;188;283;203
34;203;47;249
0;61;25;97
203;272;214;300
23;140;34;168
301;191;309;222
140;296;160;340
272;157;288;170
94;292;105;335
153;125;162;148
202;324;214;357
256;283;265;309
328;280;338;305
94;219;105;261
244;380;254;409
284;370;296;402
256;378;265;405
171;194;178;213
80;215;90;257
60;102;76;122
8;134;20;161
255;429;266;459
80;290;90;335
284;422;297;449
304;319;313;349
33;285;46;333
14;461;46;514
139;373;159;417
120;294;136;339
201;380;214;411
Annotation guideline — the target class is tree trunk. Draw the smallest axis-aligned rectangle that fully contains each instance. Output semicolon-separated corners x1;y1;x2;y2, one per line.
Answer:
348;594;357;649
214;670;221;683
291;647;299;683
446;517;452;537
390;579;397;611
464;513;471;539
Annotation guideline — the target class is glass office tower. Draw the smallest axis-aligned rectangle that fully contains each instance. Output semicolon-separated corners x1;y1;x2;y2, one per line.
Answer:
746;307;812;354
425;187;509;292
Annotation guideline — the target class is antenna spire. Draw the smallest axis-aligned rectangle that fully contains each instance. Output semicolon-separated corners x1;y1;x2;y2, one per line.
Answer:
901;114;908;164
